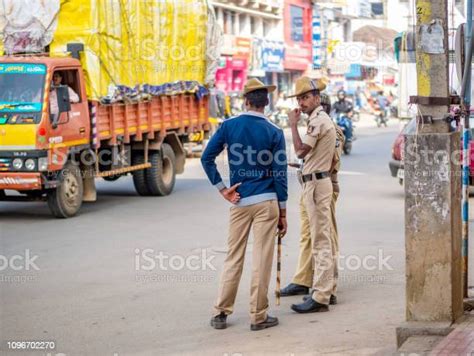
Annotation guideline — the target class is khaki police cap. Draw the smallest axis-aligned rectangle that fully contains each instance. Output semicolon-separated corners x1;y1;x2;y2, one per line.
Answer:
242;78;276;96
288;76;327;98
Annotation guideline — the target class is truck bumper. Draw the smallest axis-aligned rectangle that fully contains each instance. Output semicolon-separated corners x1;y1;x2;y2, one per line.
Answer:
0;172;42;191
389;160;402;178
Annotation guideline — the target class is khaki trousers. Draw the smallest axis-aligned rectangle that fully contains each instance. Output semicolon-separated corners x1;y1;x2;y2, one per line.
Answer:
298;179;336;305
292;191;340;294
214;200;279;324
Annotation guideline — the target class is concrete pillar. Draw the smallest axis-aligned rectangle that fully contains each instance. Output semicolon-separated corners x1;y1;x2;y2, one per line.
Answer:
243;14;252;36
255;16;263;38
397;2;463;348
274;18;284;41
267;19;279;40
225;11;233;35
404;132;463;322
216;7;224;31
344;20;352;42
234;13;240;35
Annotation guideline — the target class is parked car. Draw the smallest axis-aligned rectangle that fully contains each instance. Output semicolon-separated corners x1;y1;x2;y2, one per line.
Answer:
390;117;474;186
389;118;416;185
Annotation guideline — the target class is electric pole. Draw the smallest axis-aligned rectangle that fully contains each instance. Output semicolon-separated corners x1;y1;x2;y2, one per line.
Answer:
404;0;463;323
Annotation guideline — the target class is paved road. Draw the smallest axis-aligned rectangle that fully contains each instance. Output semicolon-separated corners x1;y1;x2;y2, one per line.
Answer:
0;118;471;356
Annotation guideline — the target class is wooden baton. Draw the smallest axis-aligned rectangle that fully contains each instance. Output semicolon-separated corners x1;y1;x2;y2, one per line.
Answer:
275;231;282;306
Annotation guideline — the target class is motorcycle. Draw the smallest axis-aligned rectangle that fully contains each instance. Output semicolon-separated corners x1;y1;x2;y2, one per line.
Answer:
374;105;389;127
352;107;361;122
389;98;398;118
332;112;354;155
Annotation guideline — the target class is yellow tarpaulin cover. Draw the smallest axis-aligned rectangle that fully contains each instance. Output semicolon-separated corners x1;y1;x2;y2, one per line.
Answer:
50;0;209;100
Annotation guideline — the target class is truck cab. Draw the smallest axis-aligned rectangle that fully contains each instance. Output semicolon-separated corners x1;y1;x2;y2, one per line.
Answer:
0;57;95;217
0;57;90;193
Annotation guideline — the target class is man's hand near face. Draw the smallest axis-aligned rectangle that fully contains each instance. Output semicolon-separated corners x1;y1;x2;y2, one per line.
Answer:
288;108;301;127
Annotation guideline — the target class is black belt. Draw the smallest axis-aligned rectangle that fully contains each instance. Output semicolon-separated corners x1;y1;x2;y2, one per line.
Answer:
302;171;330;183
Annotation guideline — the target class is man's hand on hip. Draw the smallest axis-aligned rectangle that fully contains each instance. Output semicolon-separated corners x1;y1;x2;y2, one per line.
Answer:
220;183;241;204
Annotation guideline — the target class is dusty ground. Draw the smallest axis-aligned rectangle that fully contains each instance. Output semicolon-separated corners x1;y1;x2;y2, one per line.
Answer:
1;116;472;355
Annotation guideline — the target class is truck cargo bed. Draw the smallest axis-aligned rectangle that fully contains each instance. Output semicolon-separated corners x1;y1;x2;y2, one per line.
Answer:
92;94;209;145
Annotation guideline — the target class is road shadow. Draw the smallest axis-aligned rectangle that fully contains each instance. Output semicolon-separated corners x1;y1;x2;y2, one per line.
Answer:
96;177;208;197
382;190;405;200
0;178;211;220
0;203;53;220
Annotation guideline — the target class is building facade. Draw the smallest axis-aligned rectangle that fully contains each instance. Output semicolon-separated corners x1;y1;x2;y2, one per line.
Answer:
212;0;283;95
280;0;314;94
211;0;314;101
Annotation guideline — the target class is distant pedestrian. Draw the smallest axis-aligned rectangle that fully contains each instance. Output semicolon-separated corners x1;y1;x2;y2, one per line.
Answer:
201;78;288;331
355;86;362;110
376;90;389;114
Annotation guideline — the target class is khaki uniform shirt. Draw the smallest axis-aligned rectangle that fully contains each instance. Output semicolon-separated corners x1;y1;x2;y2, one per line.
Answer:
331;124;345;192
302;106;336;176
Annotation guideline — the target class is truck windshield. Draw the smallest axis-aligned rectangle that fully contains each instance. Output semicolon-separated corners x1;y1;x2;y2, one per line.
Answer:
0;63;46;124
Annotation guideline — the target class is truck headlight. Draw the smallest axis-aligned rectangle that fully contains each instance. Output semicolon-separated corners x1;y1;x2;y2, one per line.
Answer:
25;159;36;171
38;157;48;172
12;158;23;170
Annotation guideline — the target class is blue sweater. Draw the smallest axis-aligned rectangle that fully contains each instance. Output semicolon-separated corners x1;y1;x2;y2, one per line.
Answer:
201;111;288;209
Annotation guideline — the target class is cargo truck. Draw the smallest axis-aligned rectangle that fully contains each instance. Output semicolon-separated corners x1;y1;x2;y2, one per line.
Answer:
0;0;221;218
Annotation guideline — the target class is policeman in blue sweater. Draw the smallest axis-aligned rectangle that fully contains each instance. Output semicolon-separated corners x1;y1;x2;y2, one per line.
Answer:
201;78;288;331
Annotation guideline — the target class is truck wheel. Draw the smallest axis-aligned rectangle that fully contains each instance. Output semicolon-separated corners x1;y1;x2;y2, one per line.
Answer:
47;162;83;218
132;152;151;196
146;143;176;196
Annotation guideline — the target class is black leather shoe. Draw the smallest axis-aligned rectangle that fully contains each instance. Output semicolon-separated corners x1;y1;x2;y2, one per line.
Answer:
250;315;279;331
291;298;329;313
280;283;309;296
302;294;337;305
210;312;227;329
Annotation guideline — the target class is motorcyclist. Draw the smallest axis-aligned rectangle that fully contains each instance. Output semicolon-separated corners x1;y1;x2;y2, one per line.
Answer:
332;89;353;116
375;90;389;126
209;87;226;119
376;90;389;114
320;92;332;115
331;90;354;143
